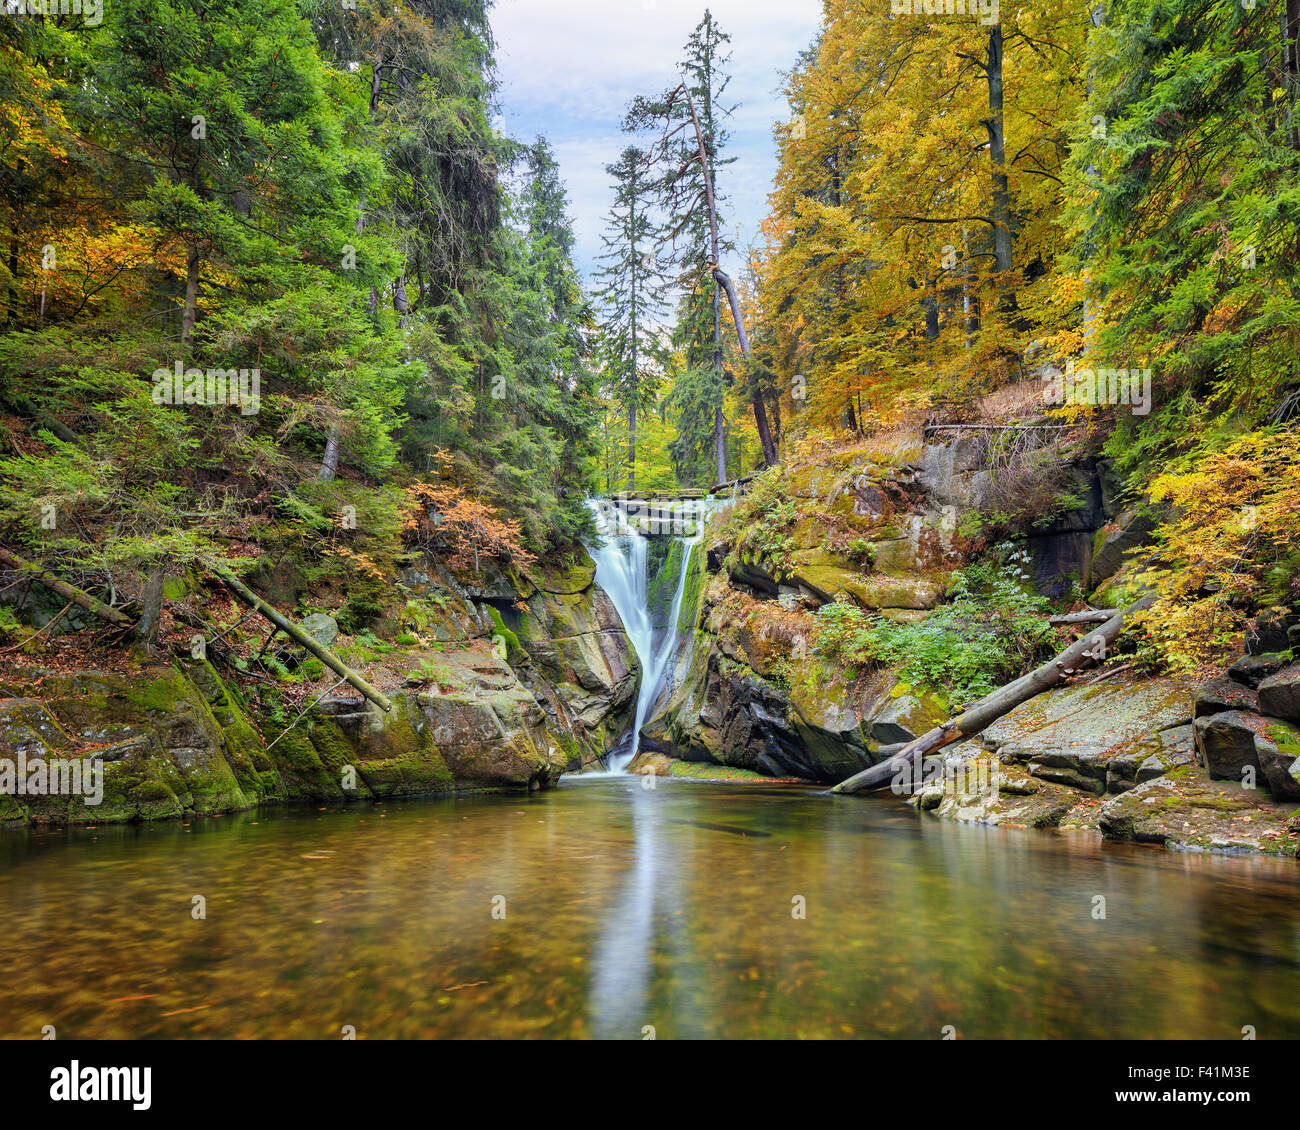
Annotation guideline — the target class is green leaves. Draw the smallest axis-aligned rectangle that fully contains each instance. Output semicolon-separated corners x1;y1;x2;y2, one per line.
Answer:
815;559;1055;708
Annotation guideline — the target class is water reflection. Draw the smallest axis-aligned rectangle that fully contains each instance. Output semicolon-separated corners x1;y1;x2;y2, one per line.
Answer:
0;778;1297;1039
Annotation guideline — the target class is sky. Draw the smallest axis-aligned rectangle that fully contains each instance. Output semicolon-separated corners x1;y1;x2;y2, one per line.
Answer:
490;0;824;284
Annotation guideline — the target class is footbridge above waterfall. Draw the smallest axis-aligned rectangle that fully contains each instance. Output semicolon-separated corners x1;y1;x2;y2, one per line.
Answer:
592;477;757;538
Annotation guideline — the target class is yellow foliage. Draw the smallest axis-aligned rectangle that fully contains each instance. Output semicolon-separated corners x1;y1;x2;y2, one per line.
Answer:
1131;431;1300;672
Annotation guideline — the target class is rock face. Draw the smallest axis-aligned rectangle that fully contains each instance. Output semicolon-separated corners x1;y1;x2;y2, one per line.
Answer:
639;568;948;783
1188;667;1300;806
0;547;641;825
1090;508;1157;586
0;646;575;826
899;677;1299;855
511;553;640;767
639;433;1134;785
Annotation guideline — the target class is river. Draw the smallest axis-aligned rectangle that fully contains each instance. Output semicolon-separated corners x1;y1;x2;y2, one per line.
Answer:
2;777;1297;1039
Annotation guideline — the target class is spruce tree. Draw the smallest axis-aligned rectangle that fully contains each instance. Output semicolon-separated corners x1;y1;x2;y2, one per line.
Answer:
594;146;667;491
627;10;737;485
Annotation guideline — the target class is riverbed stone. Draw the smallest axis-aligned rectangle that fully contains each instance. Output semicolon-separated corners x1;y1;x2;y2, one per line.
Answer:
975;675;1193;794
1097;765;1300;854
909;752;1080;828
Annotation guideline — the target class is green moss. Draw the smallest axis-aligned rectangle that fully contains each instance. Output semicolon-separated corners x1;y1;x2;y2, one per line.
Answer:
486;605;522;661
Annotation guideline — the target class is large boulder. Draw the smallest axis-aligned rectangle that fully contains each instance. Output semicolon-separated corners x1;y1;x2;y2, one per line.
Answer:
1257;663;1300;723
643;624;946;784
1193;677;1257;718
300;612;339;649
0;633;583;826
1246;606;1297;656
0;666;259;824
1227;652;1289;689
1194;710;1266;781
975;674;1193;794
1098;765;1299;854
1254;718;1300;801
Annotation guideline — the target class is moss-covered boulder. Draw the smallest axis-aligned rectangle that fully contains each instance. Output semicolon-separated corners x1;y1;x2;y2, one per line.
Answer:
974;674;1193;794
1258;662;1300;723
1097;765;1300;855
1255;718;1300;801
0;664;257;824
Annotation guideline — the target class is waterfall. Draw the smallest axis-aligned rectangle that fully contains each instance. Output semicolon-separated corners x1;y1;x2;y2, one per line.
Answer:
586;498;709;772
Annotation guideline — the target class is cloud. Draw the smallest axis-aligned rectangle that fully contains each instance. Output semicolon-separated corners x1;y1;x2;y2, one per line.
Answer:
491;0;822;279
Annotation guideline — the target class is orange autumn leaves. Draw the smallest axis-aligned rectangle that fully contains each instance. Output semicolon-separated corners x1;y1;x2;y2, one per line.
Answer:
402;452;535;576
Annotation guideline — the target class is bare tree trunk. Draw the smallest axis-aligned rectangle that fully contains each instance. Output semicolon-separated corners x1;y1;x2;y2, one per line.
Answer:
214;564;393;712
135;565;166;648
0;548;133;628
629;272;638;491
624;397;634;491
985;25;1014;304
712;283;725;482
832;595;1157;795
714;268;777;466
679;85;778;472
394;274;409;322
181;244;201;345
319;428;341;481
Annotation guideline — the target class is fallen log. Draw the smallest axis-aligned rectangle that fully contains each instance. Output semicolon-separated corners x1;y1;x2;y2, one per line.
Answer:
830;593;1158;796
210;564;392;713
0;547;134;629
1048;608;1117;625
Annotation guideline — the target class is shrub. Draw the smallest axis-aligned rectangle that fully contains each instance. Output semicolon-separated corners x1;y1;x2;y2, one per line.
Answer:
815;558;1055;707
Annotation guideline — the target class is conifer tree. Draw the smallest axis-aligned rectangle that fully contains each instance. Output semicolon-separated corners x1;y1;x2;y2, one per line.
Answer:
628;10;738;484
594;146;668;491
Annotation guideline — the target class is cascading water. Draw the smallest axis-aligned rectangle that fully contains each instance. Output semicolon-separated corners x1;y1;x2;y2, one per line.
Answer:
586;497;711;772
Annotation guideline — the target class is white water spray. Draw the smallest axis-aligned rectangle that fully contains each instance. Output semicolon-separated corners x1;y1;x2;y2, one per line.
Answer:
586;498;711;772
